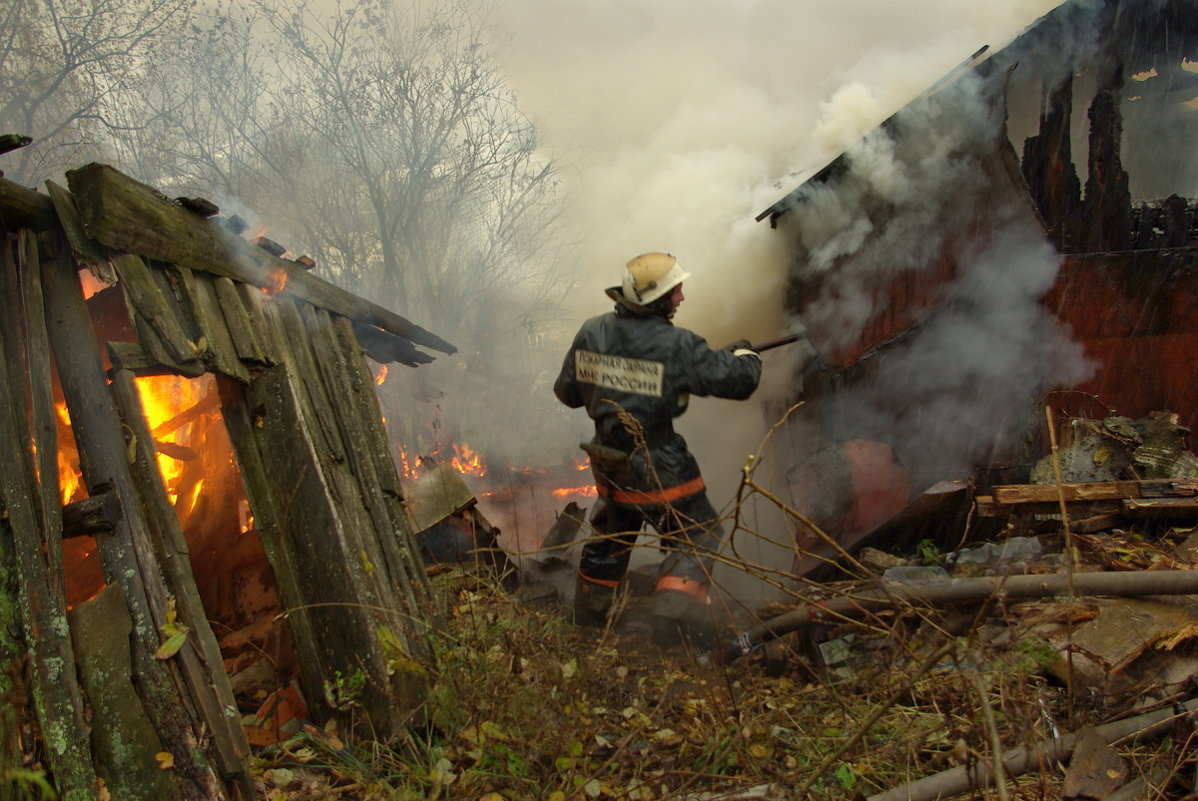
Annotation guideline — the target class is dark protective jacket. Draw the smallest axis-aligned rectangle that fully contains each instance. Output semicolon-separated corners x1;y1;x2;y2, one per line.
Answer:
554;299;762;505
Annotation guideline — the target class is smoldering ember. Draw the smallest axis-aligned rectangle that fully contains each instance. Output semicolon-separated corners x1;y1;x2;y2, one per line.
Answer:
4;0;1198;799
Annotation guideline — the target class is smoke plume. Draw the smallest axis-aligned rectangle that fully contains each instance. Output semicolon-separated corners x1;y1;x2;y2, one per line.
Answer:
480;0;1073;596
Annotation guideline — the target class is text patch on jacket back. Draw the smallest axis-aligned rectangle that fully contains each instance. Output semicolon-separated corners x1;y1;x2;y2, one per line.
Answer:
575;350;664;397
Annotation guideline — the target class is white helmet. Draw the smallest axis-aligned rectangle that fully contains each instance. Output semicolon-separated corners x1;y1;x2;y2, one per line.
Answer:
621;252;690;306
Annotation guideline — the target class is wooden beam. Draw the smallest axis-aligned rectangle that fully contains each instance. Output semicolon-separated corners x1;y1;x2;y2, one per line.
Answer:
66;163;457;357
0;175;56;231
991;479;1198;505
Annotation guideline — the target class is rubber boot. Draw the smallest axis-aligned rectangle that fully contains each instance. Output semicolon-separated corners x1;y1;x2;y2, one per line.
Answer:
572;574;617;627
650;578;715;649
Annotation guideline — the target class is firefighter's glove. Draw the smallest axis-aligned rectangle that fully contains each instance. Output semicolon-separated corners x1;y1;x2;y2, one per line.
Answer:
726;339;760;359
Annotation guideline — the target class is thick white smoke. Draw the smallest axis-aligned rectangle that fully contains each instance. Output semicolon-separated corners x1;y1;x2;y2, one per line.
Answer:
480;0;1071;596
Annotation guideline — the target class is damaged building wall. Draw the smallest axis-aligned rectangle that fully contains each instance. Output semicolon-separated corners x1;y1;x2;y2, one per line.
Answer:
758;0;1198;572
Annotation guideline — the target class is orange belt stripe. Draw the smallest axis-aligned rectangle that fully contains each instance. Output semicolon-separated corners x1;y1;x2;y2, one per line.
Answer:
596;476;706;506
655;575;709;601
577;571;620;588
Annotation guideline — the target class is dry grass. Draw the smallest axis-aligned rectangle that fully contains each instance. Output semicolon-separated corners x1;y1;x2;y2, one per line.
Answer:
247;555;1198;801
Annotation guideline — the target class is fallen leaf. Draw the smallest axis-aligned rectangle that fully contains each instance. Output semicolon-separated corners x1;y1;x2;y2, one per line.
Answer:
155;752;174;770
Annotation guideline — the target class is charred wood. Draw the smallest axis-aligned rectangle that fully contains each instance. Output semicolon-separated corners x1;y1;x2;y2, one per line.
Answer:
1022;77;1081;250
1080;65;1132;252
62;491;121;538
353;320;436;367
0;134;32;155
176;196;219;218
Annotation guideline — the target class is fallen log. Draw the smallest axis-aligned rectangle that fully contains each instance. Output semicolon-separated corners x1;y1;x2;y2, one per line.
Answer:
717;570;1198;664
865;697;1198;801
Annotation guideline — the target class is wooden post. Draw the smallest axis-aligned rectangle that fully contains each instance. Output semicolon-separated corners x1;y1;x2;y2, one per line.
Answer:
0;233;97;800
109;366;253;795
40;241;235;800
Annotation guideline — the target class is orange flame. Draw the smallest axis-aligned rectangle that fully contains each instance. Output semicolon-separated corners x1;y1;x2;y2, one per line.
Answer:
397;442;488;479
55;403;83;504
448;443;486;477
134;375;201;503
552;485;597;498
375;364;389;386
261;266;288;295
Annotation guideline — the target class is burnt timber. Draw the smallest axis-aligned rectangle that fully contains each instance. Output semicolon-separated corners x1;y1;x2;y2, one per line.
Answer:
0;162;450;799
757;0;1198;577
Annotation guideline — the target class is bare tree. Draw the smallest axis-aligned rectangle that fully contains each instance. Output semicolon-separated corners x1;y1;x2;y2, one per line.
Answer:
0;0;195;185
256;0;571;341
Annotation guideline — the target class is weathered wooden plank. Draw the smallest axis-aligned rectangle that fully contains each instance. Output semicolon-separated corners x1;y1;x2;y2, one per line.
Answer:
0;516;22;774
172;267;251;382
991;479;1198;505
235;282;280;365
109;368;253;793
331;313;435;614
69;586;181;801
1123;497;1198;515
0;175;56;230
227;359;416;737
41;247;228;801
17;232;68;598
314;310;436;662
0;238;97;801
975;496;1123;518
109;252;203;368
105;340;203;377
269;298;344;463
66;163;456;356
213;276;267;366
45;180;116;285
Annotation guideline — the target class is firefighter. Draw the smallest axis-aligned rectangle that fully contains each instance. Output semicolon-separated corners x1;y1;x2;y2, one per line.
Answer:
553;252;762;646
